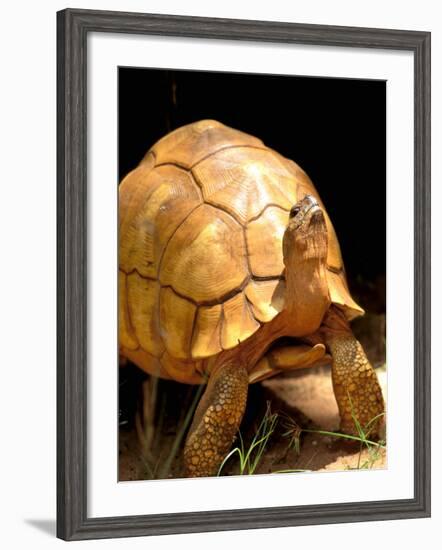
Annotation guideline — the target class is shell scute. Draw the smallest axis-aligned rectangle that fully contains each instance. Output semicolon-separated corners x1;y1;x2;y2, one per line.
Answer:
246;206;288;278
191;304;223;359
159;288;197;359
151;119;264;169
220;293;260;350
159;204;249;304
192;147;296;225
119;270;138;350
126;272;164;357
245;279;285;323
119;165;201;278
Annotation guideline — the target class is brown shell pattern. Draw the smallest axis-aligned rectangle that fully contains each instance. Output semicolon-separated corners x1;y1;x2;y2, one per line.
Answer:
119;120;363;363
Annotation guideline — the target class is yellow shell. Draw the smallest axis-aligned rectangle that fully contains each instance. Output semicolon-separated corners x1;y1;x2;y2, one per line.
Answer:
119;120;363;379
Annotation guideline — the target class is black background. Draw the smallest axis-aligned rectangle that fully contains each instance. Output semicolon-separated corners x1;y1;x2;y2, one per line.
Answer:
118;67;386;308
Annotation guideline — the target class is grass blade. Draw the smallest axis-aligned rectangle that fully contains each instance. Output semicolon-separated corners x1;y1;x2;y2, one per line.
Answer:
157;383;205;479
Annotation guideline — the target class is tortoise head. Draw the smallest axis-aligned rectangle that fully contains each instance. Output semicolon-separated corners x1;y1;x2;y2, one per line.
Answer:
283;195;328;265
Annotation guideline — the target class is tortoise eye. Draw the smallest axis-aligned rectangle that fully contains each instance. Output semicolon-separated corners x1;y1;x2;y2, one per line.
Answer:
290;206;301;218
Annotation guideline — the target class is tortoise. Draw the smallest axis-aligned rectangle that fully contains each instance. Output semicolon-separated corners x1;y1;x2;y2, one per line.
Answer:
119;119;384;477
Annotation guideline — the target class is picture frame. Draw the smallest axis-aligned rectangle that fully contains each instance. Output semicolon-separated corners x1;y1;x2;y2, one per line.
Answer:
57;7;431;541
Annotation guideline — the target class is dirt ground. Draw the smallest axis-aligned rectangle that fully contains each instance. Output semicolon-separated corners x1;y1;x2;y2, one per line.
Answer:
119;310;386;481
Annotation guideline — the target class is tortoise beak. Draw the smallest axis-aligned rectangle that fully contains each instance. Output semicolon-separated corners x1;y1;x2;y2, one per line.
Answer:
303;194;318;206
302;195;323;226
309;206;324;222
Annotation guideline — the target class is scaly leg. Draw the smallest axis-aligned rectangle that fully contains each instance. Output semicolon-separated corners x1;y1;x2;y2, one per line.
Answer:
184;362;248;477
323;306;385;438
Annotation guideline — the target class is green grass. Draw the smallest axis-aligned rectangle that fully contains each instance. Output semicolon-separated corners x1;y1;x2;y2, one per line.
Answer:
217;402;305;476
136;377;205;480
281;392;386;471
156;383;205;479
134;376;385;479
217;401;278;476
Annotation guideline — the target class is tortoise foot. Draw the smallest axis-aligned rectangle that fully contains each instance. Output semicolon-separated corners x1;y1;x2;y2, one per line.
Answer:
184;362;248;477
324;308;385;440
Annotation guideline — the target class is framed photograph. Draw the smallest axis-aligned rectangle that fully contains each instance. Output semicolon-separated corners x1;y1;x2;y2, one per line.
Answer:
57;8;431;541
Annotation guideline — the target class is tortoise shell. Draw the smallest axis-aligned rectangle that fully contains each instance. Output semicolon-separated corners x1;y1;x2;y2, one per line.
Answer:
119;120;363;379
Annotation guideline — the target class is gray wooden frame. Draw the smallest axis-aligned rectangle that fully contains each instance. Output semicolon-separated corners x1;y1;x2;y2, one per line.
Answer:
57;8;431;541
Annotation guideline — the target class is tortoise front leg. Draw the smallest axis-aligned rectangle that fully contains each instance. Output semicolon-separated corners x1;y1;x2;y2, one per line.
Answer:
323;306;385;438
184;362;248;477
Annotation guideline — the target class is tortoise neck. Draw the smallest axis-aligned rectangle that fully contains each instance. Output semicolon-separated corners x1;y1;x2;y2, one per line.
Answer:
282;252;330;337
282;217;329;320
285;257;328;312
